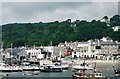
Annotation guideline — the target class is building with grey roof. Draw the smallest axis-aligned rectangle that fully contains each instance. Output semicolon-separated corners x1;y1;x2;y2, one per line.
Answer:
58;37;120;60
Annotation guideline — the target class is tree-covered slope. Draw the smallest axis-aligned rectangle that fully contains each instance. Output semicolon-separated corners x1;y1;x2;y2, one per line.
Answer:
2;15;120;47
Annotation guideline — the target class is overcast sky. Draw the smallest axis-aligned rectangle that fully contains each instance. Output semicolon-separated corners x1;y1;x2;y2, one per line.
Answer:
1;0;119;25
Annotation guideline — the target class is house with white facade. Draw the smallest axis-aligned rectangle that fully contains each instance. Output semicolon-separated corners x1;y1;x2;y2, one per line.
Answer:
43;46;61;57
112;26;120;31
58;37;120;60
98;38;119;60
17;47;44;61
71;40;100;59
25;47;43;60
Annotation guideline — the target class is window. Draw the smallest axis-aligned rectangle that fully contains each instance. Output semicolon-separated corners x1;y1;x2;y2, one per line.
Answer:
119;46;120;49
96;46;101;49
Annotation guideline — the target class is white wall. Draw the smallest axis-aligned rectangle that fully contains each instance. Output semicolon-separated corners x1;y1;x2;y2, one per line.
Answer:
25;48;43;59
43;46;60;56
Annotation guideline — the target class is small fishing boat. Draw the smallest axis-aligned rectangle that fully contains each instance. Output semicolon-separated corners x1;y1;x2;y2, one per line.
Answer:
72;59;105;79
72;69;105;79
113;57;120;77
53;62;69;70
61;63;69;70
113;66;120;77
0;63;22;72
40;63;62;72
21;62;40;71
22;71;40;75
72;63;94;70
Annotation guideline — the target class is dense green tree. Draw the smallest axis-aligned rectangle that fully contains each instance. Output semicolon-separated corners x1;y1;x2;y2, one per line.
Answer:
110;15;120;26
2;15;120;48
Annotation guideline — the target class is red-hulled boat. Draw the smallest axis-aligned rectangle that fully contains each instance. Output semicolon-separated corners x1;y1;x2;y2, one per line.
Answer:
72;69;106;79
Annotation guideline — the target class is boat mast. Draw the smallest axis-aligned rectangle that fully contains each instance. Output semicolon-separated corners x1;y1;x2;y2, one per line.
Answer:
0;42;3;62
83;58;85;78
10;43;13;64
10;43;13;72
94;62;96;71
1;42;3;52
50;41;52;46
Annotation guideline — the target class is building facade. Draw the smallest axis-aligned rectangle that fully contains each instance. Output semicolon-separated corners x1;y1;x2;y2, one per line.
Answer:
43;46;61;57
58;37;120;60
18;47;44;61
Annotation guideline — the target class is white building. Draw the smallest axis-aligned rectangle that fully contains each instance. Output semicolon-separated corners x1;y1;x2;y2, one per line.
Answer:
112;26;120;31
72;40;98;58
25;47;44;60
59;37;120;60
43;46;60;57
72;52;79;58
17;47;44;61
99;38;119;60
0;51;11;62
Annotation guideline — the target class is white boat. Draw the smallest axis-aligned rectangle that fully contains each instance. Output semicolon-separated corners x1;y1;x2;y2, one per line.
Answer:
72;63;94;70
113;66;120;77
72;61;106;79
113;57;120;77
61;63;69;70
72;69;105;79
22;71;40;75
21;62;40;71
40;63;62;72
0;63;22;72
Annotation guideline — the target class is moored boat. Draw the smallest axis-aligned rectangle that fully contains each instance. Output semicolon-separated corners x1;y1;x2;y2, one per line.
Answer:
0;63;22;72
72;60;105;79
72;63;94;70
61;63;69;70
113;66;120;77
72;69;105;79
40;63;62;72
112;57;120;77
21;62;40;71
22;71;40;75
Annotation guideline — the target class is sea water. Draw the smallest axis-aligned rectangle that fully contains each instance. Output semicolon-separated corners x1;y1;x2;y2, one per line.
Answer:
1;60;120;79
0;69;119;79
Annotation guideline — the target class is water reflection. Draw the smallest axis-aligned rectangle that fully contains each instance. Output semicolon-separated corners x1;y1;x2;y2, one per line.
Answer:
22;71;40;76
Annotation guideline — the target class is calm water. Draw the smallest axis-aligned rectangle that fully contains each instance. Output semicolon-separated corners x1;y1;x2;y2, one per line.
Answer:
0;70;72;79
1;60;120;79
0;69;119;79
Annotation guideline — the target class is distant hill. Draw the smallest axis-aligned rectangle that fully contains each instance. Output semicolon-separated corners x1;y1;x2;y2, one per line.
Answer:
2;15;120;48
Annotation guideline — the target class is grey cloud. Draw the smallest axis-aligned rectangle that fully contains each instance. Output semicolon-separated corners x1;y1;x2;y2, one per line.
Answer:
2;2;118;25
2;2;91;24
2;0;119;2
119;2;120;15
2;2;91;13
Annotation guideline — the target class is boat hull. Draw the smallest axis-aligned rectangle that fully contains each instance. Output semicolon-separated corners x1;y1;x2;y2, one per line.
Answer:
115;74;120;77
40;69;62;72
62;67;69;70
72;75;106;79
0;70;22;72
114;70;120;77
22;69;40;71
